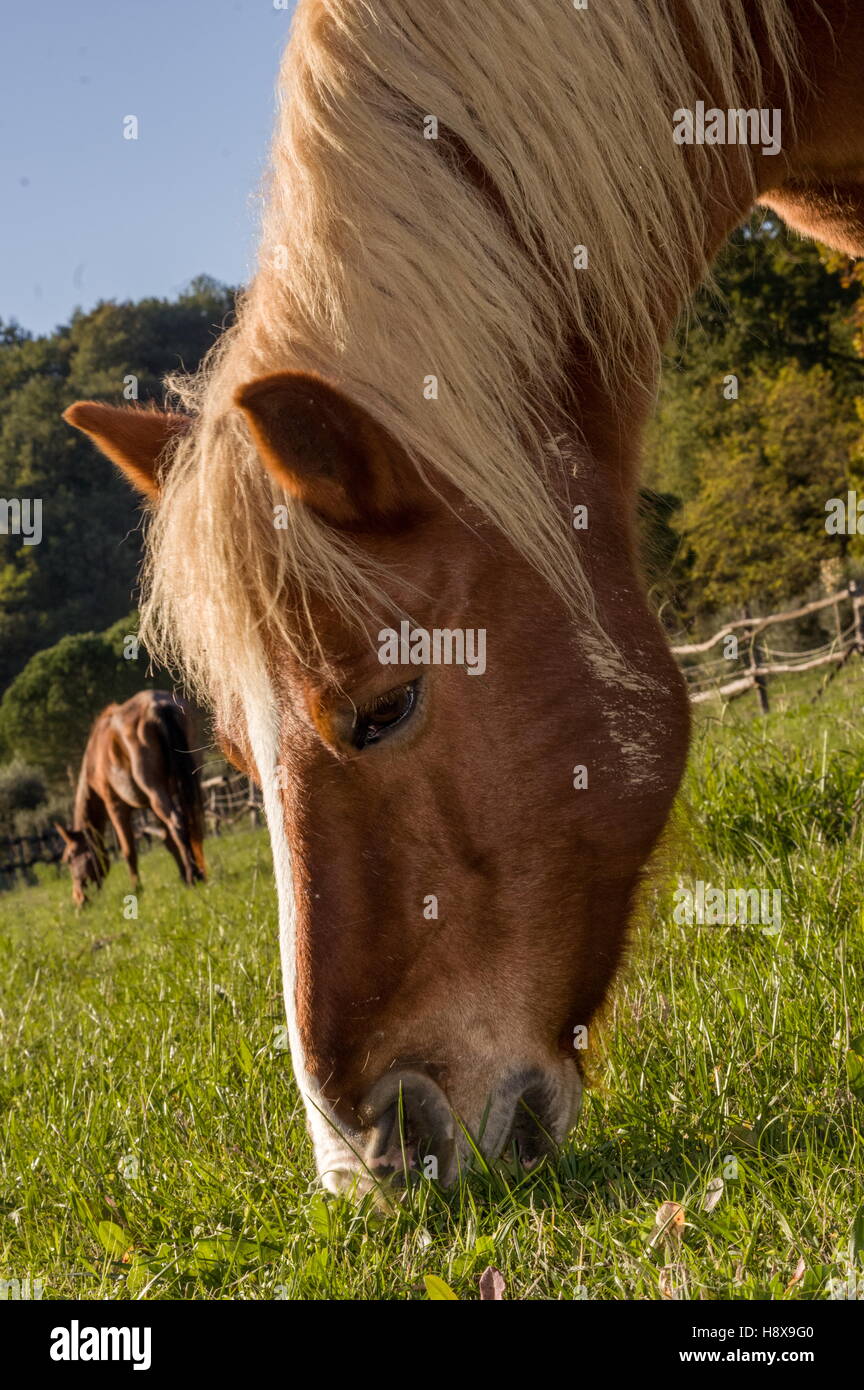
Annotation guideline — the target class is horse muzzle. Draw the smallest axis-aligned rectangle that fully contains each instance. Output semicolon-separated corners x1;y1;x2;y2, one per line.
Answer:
345;1061;582;1190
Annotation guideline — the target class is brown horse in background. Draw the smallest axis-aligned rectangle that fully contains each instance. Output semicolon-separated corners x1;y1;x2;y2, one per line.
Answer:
56;690;206;906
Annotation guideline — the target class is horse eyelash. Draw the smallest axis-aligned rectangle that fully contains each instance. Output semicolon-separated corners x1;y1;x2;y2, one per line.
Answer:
358;685;411;717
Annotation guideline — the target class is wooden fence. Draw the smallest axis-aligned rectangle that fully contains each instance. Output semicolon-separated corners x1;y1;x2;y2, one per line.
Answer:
0;828;65;888
0;770;263;892
672;581;864;709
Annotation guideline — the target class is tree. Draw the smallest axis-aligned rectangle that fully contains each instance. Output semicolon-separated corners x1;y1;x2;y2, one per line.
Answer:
0;759;46;834
681;364;857;609
640;218;864;619
0;278;235;694
0;617;163;781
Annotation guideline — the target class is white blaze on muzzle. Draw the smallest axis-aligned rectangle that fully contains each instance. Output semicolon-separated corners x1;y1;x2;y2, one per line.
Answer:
242;671;367;1192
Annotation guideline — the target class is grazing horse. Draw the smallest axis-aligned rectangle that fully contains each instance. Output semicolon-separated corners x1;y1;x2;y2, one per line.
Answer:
57;691;205;906
63;0;864;1191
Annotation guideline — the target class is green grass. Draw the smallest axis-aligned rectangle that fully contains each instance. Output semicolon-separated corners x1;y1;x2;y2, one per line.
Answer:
1;667;863;1301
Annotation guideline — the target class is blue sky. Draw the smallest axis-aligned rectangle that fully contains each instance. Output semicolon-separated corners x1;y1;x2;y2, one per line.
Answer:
1;0;296;337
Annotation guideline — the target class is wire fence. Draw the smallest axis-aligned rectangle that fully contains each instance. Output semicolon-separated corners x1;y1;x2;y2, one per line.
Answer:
201;771;264;833
671;581;864;709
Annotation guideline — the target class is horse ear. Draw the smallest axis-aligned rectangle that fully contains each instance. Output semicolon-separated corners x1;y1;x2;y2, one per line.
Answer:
54;822;74;847
234;372;423;527
62;402;190;498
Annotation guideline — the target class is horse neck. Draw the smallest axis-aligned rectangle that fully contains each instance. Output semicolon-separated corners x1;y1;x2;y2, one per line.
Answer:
73;765;106;839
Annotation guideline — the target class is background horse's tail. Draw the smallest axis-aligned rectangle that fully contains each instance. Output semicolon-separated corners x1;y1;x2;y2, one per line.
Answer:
156;702;207;880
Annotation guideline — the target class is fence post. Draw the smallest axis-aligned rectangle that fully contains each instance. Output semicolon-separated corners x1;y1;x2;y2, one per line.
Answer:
742;605;769;714
752;632;770;714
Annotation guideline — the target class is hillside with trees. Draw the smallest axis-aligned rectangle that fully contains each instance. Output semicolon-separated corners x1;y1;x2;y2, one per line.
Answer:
0;275;234;694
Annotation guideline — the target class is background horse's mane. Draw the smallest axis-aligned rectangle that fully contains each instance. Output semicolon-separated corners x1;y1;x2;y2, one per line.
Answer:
143;0;803;717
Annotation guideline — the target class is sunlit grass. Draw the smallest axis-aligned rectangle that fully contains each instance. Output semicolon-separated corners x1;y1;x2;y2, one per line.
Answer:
0;665;862;1300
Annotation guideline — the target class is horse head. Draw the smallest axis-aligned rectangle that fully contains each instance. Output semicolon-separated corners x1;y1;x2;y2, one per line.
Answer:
62;379;689;1189
55;823;105;908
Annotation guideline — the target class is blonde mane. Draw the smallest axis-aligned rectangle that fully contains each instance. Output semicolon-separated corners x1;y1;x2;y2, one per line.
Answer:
143;0;803;718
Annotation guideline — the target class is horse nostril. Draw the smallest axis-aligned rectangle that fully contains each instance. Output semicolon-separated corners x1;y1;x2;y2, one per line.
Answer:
510;1075;560;1169
360;1070;456;1183
363;1101;402;1168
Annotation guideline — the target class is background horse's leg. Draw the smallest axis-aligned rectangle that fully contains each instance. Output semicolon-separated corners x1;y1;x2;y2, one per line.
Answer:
80;790;110;895
142;783;198;886
104;797;140;891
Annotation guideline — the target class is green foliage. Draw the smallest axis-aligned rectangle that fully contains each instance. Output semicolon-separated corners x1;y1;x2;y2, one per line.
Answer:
642;219;864;618
0;619;157;779
0;758;46;832
0;277;234;694
681;363;857;608
689;217;861;383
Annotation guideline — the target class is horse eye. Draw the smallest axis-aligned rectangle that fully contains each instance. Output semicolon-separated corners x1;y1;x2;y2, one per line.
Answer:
351;682;418;750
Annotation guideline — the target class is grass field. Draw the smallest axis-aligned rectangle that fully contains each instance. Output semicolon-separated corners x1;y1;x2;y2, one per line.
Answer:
1;667;863;1301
